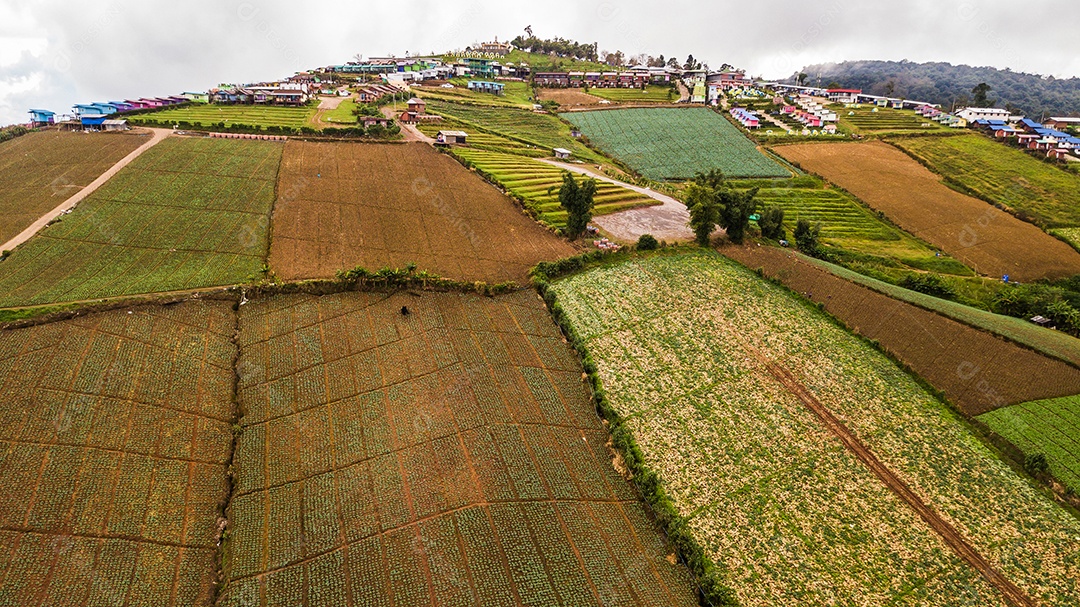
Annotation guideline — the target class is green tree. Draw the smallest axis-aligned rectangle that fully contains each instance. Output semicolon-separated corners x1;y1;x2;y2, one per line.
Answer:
717;187;759;244
687;183;721;246
636;234;660;250
794;219;821;255
758;206;786;240
686;171;759;245
559;172;597;239
684;54;696;71
972;82;992;106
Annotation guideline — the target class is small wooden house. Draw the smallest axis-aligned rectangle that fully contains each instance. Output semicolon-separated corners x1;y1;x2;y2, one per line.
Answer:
553;148;572;160
407;98;426;115
437;130;467;145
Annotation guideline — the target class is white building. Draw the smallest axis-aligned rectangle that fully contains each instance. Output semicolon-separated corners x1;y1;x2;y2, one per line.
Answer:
955;107;1012;122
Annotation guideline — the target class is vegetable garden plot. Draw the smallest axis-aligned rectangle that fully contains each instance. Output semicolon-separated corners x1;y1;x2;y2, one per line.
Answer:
268;141;575;284
550;251;1080;607
560;107;791;180
221;289;698;607
0;137;283;308
775;141;1080;282
978;395;1080;494
0;300;237;607
0;130;146;244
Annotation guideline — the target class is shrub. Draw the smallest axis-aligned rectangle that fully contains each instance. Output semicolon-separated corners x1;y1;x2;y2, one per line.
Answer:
758;206;786;240
898;273;956;300
1024;452;1049;477
636;234;660;251
794;219;821;256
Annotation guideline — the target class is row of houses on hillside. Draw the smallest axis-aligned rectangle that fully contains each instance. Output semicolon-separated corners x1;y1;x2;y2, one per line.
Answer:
210;82;314;106
971;115;1080;159
915;105;967;128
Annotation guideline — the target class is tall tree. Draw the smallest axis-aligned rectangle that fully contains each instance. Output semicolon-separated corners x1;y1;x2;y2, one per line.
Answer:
684;54;696;71
686;183;721;246
685;171;759;245
558;173;597;239
972;82;992;106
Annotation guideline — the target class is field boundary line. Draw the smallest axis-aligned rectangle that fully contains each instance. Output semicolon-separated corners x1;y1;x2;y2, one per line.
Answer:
0;128;172;254
756;352;1036;607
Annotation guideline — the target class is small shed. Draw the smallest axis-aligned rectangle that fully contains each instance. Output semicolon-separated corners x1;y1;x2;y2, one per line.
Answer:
407;98;427;114
102;119;128;131
553;148;572;160
437;130;468;145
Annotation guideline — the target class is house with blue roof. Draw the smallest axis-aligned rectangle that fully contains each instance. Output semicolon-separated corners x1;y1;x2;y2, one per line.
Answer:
28;109;55;126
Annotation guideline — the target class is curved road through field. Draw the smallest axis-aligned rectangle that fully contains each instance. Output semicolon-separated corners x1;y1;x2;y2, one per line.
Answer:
0;127;171;254
536;159;695;241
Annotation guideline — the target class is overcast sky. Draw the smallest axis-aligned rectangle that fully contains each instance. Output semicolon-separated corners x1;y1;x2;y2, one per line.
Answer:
1;0;1078;125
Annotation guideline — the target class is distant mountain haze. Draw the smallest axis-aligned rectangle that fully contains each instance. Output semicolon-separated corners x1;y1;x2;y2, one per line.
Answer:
788;60;1080;117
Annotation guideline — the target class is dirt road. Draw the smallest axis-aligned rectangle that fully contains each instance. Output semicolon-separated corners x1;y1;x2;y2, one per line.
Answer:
0;127;171;254
381;105;435;143
537;160;695;241
311;95;348;127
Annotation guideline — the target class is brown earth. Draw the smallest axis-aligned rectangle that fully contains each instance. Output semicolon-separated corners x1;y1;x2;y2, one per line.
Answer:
268;141;576;284
537;88;608;108
723;244;1080;416
774;141;1080;282
0;130;147;244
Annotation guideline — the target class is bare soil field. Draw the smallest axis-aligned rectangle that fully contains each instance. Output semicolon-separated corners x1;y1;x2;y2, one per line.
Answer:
537;88;608;108
0;300;237;606
775;141;1080;282
723;244;1080;416
221;289;699;606
0;130;147;244
268;142;576;284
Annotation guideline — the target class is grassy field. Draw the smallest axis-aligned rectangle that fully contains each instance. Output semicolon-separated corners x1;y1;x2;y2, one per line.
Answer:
221;289;699;606
776;141;1080;281
0;301;237;606
892;134;1080;228
427;100;602;161
562;107;792;180
0;137;282;308
724;245;1080;414
131;103;317;129
452;148;659;226
587;86;676;104
416;117;547;157
321;97;357;124
413;79;536;109
268;141;574;283
550;250;1080;607
838;105;950;134
978;395;1080;494
0;130;146;245
1053;227;1080;250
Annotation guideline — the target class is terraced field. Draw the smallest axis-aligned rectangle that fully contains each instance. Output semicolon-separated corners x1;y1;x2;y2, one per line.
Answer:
131;104;317;129
416;118;546;157
587;86;675;104
268;141;574;283
978;395;1080;494
0;130;147;244
838;106;948;133
426;100;600;161
0;301;237;606
561;107;791;180
453;148;659;226
0;137;282;308
220;289;699;607
550;251;1080;607
893;134;1080;228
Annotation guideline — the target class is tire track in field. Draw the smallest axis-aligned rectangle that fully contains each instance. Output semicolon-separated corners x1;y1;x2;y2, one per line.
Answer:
755;353;1036;607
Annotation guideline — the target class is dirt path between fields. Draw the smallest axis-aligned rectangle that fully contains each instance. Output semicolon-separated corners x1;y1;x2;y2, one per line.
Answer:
757;353;1035;607
312;95;347;127
535;160;695;241
380;106;434;143
0;127;171;254
677;81;690;103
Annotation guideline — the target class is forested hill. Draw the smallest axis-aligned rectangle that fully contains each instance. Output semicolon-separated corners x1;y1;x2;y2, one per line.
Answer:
788;60;1080;117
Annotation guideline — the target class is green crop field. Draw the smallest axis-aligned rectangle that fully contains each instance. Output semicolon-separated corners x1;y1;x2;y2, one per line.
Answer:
0;301;237;606
321;97;357;124
415;79;536;108
0;137;282;308
561;107;792;180
0;130;146;245
550;251;1080;607
453;148;659;226
588;85;676;104
131;103;317;129
220;290;698;607
838;106;949;133
978;396;1080;494
416;117;546;157
1053;227;1080;250
427;100;602;161
892;134;1080;228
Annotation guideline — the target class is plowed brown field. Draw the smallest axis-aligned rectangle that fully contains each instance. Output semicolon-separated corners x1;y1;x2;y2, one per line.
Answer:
723;245;1080;416
268;142;575;284
537;88;607;108
775;141;1080;282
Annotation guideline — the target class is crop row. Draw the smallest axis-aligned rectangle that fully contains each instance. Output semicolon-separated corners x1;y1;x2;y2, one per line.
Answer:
978;395;1080;494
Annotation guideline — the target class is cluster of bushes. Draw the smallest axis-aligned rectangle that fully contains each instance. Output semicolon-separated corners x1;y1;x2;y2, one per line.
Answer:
129;118;400;139
898;273;957;300
992;280;1080;335
0;125;31;144
532;250;738;607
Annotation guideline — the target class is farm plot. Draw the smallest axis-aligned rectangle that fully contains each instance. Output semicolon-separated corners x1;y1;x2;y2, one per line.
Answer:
587;86;676;104
723;244;1080;414
561;107;791;180
892;134;1080;228
550;251;1080;607
0;137;282;308
537;88;608;108
426;100;600;161
453;148;659;227
775;141;1080;281
268;141;575;284
838;106;947;133
0;130;146;244
978;395;1080;494
0;300;237;606
220;289;699;607
416;118;545;157
130;104;317;130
